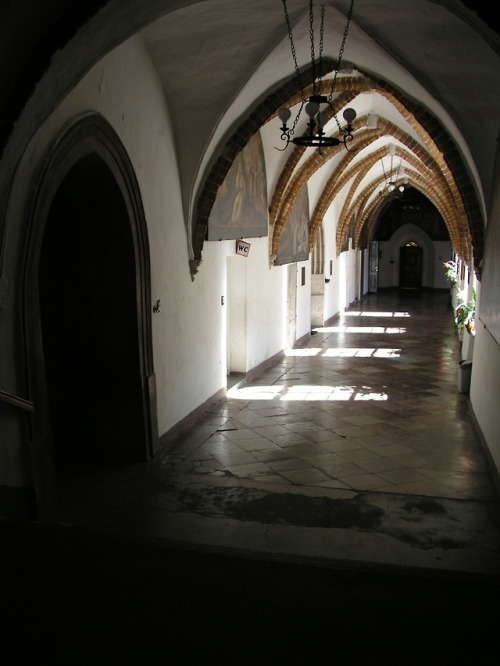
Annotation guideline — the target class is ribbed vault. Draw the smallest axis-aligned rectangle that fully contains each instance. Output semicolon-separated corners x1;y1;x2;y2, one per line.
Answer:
193;63;484;277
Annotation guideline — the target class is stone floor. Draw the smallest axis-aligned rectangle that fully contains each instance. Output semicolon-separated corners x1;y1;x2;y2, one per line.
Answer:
57;290;500;579
6;290;500;663
159;290;497;501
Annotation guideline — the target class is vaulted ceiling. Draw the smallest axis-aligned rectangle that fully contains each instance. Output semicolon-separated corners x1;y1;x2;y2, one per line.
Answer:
141;0;498;274
1;1;499;276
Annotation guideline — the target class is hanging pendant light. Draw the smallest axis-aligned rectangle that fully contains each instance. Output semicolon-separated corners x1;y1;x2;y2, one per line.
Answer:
277;0;357;154
379;144;406;198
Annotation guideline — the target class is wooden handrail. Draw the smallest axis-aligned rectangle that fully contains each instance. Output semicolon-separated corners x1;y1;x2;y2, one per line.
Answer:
0;389;35;412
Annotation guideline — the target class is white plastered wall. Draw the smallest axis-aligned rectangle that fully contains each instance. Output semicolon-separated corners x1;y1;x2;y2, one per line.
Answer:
9;35;292;447
469;141;500;477
471;321;500;474
2;35;390;490
226;237;287;375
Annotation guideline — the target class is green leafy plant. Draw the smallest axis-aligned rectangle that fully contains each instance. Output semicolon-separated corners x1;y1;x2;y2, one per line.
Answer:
454;288;476;336
443;260;458;287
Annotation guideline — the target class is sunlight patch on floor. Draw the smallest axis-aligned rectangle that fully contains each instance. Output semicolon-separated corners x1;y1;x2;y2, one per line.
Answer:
344;311;411;318
316;326;407;334
227;384;388;401
286;347;401;358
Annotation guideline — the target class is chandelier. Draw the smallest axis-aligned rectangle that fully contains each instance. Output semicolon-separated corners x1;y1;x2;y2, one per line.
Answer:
277;0;357;154
379;144;406;198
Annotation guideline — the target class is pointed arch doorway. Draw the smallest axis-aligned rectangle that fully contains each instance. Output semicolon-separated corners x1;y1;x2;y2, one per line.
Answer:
399;241;423;291
24;115;157;518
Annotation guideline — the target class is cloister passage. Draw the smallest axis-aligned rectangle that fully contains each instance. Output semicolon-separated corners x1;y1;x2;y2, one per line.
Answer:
57;290;500;579
159;290;495;500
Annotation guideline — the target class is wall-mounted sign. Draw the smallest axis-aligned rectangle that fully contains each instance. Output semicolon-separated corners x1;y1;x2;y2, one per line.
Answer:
236;239;251;257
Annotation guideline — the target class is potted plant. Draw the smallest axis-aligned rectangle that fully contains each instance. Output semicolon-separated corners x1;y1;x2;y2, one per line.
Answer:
443;260;458;287
454;288;476;337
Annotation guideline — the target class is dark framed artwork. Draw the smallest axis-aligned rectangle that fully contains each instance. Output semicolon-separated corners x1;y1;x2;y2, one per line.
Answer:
207;132;268;241
276;185;309;265
478;149;500;345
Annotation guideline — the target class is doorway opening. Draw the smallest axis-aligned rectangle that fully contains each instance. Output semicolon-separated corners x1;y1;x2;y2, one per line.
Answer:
39;154;147;476
399;241;422;291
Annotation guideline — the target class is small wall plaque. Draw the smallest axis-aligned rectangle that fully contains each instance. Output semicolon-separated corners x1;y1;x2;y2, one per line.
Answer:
236;239;251;257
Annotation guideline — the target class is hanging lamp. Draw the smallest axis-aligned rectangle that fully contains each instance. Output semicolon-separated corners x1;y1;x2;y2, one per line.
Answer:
277;0;357;154
379;144;406;198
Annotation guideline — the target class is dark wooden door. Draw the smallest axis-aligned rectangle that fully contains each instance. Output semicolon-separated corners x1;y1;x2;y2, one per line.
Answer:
399;245;422;289
39;155;146;474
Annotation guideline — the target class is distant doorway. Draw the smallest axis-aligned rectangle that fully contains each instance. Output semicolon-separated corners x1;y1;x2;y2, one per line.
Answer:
399;242;422;290
369;241;379;293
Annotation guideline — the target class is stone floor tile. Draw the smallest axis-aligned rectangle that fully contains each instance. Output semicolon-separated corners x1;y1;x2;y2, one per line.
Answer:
251;425;294;438
342;473;393;491
321;462;366;478
211;451;258;466
299;452;346;470
267;458;313;472
278;468;332;485
235;438;280;452
352;456;404;474
226;462;273;477
377;468;428;484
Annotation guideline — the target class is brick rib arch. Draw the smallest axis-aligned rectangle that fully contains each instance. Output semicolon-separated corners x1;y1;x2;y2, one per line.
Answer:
192;64;483;277
190;58;352;277
332;140;466;256
371;77;483;270
351;171;463;254
268;89;359;229
291;99;475;263
351;161;466;255
333;131;465;248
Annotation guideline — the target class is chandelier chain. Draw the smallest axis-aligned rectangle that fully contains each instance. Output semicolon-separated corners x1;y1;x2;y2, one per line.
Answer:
282;0;305;102
277;0;357;152
318;4;325;95
328;0;354;130
282;0;307;137
309;1;325;97
309;0;315;88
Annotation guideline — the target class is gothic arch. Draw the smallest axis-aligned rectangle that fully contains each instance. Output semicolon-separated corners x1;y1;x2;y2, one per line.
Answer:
192;60;484;277
22;113;157;518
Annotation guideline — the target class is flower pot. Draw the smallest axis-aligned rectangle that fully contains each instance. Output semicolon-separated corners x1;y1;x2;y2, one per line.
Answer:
458;360;472;393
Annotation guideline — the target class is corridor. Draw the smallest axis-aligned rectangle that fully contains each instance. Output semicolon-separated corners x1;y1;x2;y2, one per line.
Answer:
162;290;496;501
5;291;499;666
59;290;500;579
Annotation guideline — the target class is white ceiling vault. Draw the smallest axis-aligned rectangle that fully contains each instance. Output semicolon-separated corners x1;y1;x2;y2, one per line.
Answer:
1;0;499;275
137;0;500;273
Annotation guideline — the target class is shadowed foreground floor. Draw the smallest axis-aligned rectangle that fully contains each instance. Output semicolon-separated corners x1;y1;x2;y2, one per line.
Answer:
2;519;499;664
4;291;500;662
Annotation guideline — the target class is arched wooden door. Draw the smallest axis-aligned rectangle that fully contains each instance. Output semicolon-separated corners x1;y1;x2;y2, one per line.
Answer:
24;114;157;518
40;154;145;472
399;242;422;290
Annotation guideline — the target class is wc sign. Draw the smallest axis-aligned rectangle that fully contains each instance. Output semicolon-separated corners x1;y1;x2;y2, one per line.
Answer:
236;239;251;257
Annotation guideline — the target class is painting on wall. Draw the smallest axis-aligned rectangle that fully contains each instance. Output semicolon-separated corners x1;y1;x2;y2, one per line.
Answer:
275;186;310;266
207;132;268;241
478;150;500;345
